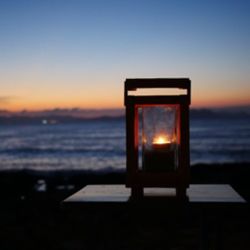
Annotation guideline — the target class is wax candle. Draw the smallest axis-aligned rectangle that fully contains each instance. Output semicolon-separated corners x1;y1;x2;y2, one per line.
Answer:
143;135;176;172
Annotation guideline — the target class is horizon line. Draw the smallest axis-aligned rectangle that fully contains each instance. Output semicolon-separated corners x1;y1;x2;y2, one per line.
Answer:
1;104;250;114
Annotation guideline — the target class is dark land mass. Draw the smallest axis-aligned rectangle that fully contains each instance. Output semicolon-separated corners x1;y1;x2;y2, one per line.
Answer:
0;114;125;125
1;163;250;203
0;107;250;125
0;163;250;250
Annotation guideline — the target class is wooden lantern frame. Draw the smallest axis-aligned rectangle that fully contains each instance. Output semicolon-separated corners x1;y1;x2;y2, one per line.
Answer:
124;78;191;197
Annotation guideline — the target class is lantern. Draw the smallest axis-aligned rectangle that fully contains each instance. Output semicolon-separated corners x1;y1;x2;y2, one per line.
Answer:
124;78;191;198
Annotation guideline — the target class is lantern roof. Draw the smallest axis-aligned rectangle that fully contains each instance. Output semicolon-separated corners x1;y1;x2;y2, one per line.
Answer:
124;78;191;105
125;78;190;90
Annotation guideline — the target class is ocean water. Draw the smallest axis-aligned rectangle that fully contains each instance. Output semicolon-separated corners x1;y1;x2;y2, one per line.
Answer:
0;117;250;171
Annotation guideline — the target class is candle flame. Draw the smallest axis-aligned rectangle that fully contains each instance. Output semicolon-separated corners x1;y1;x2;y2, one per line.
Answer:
153;135;171;144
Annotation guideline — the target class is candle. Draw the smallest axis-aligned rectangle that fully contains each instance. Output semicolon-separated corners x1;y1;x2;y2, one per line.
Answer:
152;135;171;150
143;134;176;172
153;135;170;144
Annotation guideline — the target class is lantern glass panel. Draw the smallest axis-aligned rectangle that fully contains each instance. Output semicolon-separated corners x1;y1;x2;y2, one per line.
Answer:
142;105;179;172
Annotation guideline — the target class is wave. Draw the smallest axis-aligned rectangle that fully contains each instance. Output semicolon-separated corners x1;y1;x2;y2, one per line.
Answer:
0;117;250;170
0;147;126;156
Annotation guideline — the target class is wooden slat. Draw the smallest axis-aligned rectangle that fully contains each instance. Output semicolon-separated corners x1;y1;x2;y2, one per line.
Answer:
125;95;190;106
125;78;190;90
124;78;191;105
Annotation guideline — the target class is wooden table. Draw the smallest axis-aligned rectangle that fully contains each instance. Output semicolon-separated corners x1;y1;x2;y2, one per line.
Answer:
64;184;245;204
63;185;246;250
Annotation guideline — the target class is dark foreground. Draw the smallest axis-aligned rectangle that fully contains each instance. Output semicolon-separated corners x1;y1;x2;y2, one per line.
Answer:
0;163;250;250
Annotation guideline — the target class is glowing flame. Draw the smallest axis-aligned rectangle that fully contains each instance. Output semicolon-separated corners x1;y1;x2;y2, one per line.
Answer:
153;135;171;145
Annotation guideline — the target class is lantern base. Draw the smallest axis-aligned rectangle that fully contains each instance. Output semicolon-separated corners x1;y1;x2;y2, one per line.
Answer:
130;187;187;199
131;187;143;198
176;186;187;198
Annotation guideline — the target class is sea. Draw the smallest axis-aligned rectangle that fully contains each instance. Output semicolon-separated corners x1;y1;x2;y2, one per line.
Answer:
0;117;250;172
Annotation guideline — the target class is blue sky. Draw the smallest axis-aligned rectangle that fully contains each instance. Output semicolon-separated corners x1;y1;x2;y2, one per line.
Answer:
0;0;249;110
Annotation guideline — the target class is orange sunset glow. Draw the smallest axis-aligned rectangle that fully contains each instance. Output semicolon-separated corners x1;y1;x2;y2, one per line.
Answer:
2;95;122;112
0;1;249;112
3;89;249;112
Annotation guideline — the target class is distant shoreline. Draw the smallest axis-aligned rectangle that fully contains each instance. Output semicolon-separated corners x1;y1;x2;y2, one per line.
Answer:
0;108;250;125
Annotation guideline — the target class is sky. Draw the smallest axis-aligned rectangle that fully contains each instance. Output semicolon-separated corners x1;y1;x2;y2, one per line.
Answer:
0;0;249;111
